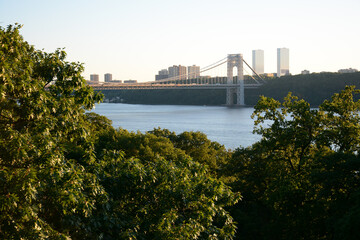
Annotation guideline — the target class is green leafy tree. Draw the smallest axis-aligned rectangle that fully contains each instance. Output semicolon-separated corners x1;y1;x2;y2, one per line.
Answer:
92;128;241;239
1;24;240;239
0;24;105;239
149;128;231;177
227;87;360;239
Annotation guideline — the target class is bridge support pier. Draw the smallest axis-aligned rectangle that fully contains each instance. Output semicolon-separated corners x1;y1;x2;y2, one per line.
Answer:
226;54;245;106
226;88;234;105
226;85;244;106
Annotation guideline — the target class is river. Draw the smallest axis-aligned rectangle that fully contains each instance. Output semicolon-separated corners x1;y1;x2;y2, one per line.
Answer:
91;103;262;150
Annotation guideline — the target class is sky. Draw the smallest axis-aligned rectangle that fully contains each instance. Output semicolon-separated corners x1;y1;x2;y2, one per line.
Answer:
1;0;360;82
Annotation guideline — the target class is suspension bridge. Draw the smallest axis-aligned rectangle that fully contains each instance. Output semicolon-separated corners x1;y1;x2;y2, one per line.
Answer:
92;54;265;106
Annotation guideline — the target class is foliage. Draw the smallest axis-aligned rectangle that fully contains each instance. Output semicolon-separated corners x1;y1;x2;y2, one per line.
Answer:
100;73;360;107
149;128;231;177
0;24;240;239
92;127;240;239
6;22;360;240
0;24;105;239
101;89;227;105
227;86;360;239
246;72;360;106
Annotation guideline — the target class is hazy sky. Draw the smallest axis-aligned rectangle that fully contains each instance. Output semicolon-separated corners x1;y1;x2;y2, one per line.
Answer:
1;0;359;82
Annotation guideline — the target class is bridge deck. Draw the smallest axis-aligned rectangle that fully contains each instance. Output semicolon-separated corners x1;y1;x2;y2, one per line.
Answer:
90;83;261;90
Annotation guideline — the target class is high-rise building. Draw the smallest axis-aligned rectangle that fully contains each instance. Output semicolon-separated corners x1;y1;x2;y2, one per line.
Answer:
168;65;187;80
277;48;290;77
252;50;264;75
155;69;169;80
104;73;112;82
90;74;99;82
188;65;200;79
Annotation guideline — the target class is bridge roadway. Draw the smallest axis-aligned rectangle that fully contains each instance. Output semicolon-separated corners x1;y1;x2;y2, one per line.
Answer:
91;83;261;91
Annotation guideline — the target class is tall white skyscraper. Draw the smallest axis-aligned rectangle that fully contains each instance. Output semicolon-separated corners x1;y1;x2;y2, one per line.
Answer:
277;48;290;77
252;50;264;75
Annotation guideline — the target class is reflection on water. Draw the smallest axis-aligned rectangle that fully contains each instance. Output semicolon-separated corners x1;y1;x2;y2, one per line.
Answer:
92;103;262;150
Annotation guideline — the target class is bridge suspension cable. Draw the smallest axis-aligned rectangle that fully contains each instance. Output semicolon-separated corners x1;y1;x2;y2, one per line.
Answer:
243;67;261;84
200;57;227;72
242;58;266;83
148;55;265;86
200;60;227;73
149;57;228;84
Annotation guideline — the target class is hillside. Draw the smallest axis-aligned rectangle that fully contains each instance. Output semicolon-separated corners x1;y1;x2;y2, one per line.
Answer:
100;72;360;106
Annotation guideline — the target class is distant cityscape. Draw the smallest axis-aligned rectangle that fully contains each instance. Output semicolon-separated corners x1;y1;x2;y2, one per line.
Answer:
87;48;358;84
155;65;200;81
88;73;137;85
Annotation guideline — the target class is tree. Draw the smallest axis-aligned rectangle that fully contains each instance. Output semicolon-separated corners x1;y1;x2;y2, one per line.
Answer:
149;128;231;177
91;127;241;239
0;24;105;239
0;24;240;239
227;87;360;239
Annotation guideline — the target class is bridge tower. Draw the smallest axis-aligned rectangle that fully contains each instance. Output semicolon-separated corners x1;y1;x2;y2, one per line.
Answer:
226;54;244;106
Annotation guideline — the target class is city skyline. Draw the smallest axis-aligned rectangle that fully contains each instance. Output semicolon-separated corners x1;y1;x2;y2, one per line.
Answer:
1;0;359;82
89;45;360;82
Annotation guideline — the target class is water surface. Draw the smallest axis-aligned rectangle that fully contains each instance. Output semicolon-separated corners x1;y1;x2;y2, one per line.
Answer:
92;103;262;150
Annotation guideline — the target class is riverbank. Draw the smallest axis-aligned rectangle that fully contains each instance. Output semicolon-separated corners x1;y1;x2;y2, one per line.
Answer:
98;72;360;107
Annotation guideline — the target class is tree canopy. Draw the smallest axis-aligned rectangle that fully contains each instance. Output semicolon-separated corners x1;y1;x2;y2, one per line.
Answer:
0;24;240;239
0;23;105;239
2;23;360;240
227;86;360;239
